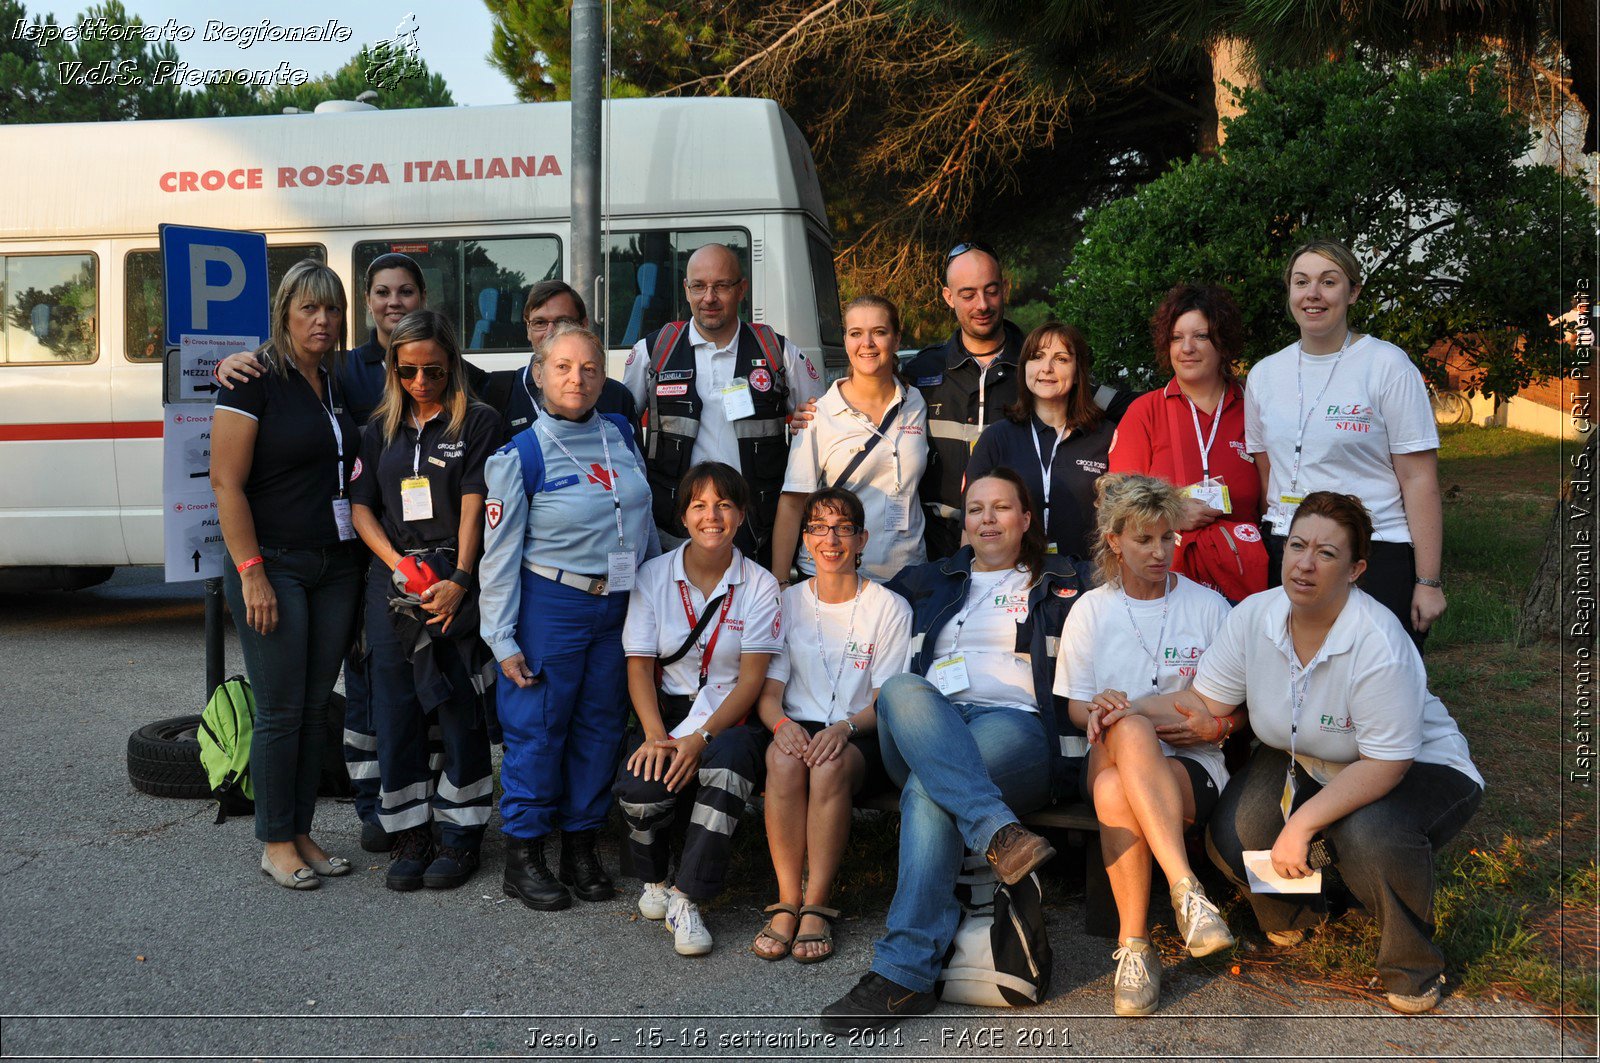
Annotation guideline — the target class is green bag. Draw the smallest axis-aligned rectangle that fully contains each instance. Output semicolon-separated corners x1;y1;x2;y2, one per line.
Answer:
198;675;255;823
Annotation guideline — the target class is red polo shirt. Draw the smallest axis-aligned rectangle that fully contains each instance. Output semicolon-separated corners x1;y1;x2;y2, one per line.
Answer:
1108;378;1262;526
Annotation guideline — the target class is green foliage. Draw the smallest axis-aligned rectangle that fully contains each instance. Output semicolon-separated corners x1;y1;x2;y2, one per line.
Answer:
0;0;452;123
1054;57;1599;396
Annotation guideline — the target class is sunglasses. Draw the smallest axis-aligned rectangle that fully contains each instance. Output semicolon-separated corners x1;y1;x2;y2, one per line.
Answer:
397;364;447;381
943;240;999;278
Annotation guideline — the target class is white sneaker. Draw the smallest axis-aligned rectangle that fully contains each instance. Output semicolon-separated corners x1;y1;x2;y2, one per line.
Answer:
665;892;713;956
1170;877;1235;958
1111;938;1160;1016
638;881;670;921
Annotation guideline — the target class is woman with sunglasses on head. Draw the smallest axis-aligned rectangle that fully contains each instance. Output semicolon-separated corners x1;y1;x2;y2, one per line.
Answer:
753;487;913;963
823;468;1091;1032
1053;474;1237;1016
965;322;1114;562
1186;492;1481;1013
1109;284;1264;600
613;462;784;958
348;310;501;892
479;323;658;914
1245;239;1445;649
770;296;928;584
211;260;363;890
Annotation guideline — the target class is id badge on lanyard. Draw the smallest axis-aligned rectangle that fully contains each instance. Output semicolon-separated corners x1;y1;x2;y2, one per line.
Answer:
322;386;356;541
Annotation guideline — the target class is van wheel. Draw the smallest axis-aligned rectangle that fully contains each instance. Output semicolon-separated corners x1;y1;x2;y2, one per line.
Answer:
127;715;211;799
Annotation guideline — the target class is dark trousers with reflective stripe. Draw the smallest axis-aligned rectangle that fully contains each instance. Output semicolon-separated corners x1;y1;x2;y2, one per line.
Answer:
365;566;492;849
340;641;382;824
612;705;765;901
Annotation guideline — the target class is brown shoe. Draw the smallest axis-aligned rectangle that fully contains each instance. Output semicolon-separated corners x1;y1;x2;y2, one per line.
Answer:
985;823;1056;885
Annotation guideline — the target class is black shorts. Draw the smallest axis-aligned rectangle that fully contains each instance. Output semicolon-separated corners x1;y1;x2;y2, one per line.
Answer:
1079;749;1221;831
789;719;890;796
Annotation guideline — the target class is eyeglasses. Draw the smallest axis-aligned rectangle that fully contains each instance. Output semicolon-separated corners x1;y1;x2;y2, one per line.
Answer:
527;314;580;333
397;364;447;381
685;280;740;297
802;523;861;539
942;240;999;279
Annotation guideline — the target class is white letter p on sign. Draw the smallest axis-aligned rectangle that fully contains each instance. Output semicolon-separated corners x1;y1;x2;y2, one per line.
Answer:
189;244;247;330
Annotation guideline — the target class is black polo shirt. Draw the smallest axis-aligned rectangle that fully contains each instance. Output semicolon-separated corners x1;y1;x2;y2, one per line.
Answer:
214;355;359;549
965;414;1115;562
349;402;500;551
488;364;638;446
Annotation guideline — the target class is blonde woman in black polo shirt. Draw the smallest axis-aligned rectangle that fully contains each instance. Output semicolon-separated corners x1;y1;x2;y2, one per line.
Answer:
213;260;363;890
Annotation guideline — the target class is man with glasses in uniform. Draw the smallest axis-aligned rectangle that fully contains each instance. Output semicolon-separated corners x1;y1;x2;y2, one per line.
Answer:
622;243;826;559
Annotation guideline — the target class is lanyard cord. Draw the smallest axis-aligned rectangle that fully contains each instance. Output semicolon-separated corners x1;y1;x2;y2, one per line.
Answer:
812;576;865;716
536;421;628;549
1185;395;1224;481
677;567;738;689
1288;330;1354;497
307;366;346;497
1117;572;1173;690
950;566;1022;653
409;409;440;478
1030;418;1068;530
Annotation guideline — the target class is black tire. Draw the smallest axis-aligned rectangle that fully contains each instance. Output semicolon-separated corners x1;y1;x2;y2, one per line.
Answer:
319;692;351;798
127;715;211;799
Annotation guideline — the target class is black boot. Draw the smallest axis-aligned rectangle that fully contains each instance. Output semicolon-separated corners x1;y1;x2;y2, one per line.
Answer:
559;829;616;902
502;834;571;911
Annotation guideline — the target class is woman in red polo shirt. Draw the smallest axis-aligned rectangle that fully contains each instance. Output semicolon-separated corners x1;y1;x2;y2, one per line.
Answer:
1108;284;1263;601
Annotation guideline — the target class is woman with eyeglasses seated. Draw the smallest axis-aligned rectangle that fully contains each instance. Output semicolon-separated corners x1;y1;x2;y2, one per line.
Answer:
1194;493;1482;1013
349;310;501;891
770;296;928;584
752;487;913;963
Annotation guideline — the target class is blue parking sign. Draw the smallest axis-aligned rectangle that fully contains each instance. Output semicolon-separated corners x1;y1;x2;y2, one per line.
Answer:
160;224;269;346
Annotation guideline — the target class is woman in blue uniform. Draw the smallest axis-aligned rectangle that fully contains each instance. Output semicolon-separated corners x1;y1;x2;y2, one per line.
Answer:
349;309;501;891
479;323;659;912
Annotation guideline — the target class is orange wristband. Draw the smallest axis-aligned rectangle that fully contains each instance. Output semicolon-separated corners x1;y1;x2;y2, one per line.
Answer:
236;555;265;574
773;716;794;734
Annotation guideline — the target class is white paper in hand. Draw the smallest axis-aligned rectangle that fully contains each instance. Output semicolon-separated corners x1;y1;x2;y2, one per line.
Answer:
1243;850;1322;894
668;683;730;740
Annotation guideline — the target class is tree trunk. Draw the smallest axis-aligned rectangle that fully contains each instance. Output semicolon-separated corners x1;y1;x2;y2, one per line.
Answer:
1518;431;1598;644
1198;36;1254;155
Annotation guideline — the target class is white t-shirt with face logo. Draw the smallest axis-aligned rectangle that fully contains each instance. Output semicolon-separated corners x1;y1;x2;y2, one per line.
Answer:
767;578;914;725
1052;574;1230;790
927;566;1037;712
1193;586;1483;788
1244;335;1439;541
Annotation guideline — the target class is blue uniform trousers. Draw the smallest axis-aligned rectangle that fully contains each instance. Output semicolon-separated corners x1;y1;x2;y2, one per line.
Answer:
365;565;492;848
340;640;382;824
497;570;630;840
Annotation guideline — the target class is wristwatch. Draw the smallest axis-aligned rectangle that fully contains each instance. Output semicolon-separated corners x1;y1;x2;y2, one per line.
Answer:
694;727;714;745
844;717;859;737
1414;577;1443;588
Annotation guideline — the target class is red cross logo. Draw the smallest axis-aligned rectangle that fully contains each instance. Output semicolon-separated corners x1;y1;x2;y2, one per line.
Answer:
587;463;614;489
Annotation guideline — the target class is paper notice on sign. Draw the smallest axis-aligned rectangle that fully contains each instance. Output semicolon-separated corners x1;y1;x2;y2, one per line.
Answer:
1243;850;1322;894
668;683;730;740
162;407;214;490
178;333;256;401
164;493;225;582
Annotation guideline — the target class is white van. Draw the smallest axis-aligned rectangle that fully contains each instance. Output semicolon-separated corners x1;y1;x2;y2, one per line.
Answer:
0;97;845;588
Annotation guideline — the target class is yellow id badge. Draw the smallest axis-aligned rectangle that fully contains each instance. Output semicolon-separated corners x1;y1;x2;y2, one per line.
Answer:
400;476;433;522
1279;770;1297;823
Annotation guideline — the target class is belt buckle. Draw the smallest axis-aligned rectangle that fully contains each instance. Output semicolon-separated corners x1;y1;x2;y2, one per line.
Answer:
589;576;607;596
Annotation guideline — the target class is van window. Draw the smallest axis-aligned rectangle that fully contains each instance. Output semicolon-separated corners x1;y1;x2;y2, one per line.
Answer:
806;231;843;348
1;253;97;364
124;245;325;362
607;229;751;348
353;237;562;351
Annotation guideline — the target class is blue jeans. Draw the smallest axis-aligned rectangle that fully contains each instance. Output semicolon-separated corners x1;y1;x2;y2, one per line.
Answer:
1206;743;1482;995
223;545;361;843
869;673;1052;992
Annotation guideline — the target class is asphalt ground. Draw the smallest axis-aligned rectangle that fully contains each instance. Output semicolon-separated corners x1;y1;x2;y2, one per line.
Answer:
0;568;1582;1061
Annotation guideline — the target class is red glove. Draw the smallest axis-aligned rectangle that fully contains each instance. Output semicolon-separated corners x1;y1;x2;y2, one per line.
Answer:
393;556;440;597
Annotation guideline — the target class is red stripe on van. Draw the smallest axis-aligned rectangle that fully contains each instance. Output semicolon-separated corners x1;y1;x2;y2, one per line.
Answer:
0;421;164;441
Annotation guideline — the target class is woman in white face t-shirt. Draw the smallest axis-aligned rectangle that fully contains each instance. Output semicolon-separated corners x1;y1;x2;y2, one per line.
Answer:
769;296;929;584
1243;238;1446;648
752;487;913;963
1054;474;1240;1016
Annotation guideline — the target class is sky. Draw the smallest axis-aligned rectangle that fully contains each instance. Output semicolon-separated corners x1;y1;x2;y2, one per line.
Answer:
31;1;521;106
